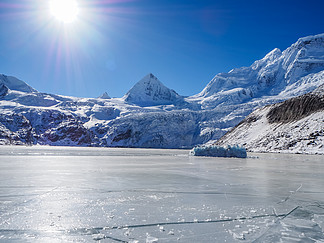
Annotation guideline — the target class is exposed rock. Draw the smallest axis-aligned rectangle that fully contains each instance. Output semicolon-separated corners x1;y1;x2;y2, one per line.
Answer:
42;121;94;146
0;83;9;98
0;112;37;145
267;89;324;123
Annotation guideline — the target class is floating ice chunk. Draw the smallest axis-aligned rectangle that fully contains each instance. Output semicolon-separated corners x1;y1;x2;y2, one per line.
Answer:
189;144;247;158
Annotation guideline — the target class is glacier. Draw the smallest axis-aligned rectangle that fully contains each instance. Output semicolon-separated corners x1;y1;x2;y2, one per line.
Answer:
1;33;324;150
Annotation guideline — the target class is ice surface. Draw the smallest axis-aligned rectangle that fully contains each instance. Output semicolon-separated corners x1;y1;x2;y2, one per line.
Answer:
0;146;323;242
189;144;247;158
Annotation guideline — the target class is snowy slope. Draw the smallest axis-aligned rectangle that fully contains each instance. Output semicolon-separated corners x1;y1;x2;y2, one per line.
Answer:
1;34;324;151
216;85;324;154
0;74;37;93
123;73;181;106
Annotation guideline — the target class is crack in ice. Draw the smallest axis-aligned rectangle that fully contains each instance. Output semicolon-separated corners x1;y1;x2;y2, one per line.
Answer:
88;208;299;232
251;206;301;243
97;189;262;197
0;186;60;218
278;184;302;204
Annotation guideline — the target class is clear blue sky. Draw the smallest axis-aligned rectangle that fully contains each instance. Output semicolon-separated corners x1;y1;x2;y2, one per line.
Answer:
0;0;324;98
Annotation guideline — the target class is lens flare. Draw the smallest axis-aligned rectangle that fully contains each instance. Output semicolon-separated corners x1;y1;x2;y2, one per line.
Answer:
50;0;79;23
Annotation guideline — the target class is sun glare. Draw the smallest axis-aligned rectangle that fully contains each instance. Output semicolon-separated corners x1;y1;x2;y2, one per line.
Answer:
50;0;79;23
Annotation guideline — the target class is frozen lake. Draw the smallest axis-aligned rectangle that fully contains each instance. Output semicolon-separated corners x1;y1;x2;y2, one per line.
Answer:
0;146;323;242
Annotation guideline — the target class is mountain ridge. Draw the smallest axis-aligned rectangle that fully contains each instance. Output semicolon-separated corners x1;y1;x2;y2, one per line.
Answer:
193;33;324;109
0;74;37;93
0;33;324;152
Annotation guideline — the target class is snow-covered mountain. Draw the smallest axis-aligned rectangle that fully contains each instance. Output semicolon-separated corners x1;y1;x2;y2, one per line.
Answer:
0;74;37;93
123;73;181;106
98;92;111;99
192;34;324;108
215;84;324;154
1;34;324;151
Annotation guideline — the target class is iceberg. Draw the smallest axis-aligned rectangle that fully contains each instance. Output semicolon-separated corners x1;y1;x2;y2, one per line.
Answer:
190;144;247;158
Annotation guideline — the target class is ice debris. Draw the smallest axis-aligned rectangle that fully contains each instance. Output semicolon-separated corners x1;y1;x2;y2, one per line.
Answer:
146;233;158;243
189;144;247;158
93;233;105;241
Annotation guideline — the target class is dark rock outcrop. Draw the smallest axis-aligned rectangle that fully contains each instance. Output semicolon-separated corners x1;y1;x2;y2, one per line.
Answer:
0;112;37;145
0;84;9;98
267;90;324;123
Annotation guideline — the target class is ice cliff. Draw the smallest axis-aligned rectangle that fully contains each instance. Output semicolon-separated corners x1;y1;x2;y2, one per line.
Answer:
190;145;247;158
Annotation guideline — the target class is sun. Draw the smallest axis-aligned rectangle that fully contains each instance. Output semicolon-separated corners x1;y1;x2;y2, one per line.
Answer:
50;0;79;23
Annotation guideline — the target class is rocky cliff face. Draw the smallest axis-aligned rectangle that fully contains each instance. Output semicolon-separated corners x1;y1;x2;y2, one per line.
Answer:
0;112;36;145
0;84;9;98
216;85;324;154
266;91;324;123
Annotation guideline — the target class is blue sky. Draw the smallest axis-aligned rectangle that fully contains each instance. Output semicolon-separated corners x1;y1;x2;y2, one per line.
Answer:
0;0;324;98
